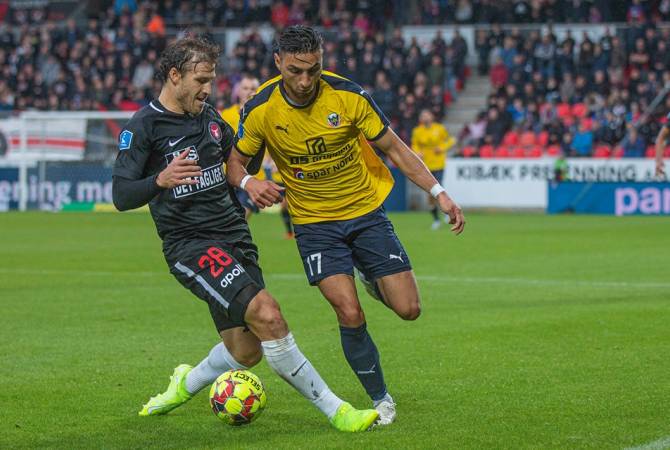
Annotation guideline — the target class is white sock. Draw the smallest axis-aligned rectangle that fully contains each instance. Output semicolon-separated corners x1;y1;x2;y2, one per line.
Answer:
185;342;247;395
262;332;343;419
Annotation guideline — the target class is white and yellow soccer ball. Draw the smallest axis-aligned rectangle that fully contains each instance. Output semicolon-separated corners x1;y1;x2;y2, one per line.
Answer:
209;370;267;425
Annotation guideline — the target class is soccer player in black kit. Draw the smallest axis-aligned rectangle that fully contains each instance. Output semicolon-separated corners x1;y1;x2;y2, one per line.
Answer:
112;35;378;432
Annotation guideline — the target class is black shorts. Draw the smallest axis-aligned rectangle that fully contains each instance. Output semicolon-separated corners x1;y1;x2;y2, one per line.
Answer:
293;207;412;286
164;239;265;331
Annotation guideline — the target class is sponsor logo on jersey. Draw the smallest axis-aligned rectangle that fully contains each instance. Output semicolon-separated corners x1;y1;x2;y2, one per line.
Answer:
327;112;340;127
119;130;133;151
220;263;246;288
168;136;186;147
209;121;222;142
305;137;327;155
165;145;199;164
293;168;305;179
275;124;289;134
171;163;225;199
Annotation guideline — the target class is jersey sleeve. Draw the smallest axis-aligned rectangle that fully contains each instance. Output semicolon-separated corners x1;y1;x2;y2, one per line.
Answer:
234;104;265;157
113;118;151;180
220;120;234;162
351;89;390;141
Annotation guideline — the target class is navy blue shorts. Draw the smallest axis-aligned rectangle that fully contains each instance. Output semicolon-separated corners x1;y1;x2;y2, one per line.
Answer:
293;207;412;286
235;188;259;213
431;170;444;185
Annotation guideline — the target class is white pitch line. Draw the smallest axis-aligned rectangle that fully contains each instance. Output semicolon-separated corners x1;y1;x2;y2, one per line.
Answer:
0;268;669;290
625;435;670;450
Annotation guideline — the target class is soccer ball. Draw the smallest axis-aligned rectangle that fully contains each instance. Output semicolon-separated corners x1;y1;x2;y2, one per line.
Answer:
209;370;267;425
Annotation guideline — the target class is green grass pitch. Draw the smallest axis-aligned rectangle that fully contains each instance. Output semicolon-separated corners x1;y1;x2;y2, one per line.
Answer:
0;211;668;449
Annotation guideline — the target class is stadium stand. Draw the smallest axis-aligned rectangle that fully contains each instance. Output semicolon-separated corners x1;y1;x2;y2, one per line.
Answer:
465;3;670;158
1;0;670;158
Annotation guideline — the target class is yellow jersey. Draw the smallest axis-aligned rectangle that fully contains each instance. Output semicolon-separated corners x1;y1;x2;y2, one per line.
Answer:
220;104;241;131
220;104;266;181
411;122;455;171
235;71;394;225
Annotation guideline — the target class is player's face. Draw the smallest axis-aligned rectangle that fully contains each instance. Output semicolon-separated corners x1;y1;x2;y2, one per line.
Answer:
176;61;216;115
275;50;322;104
420;110;434;126
238;77;259;106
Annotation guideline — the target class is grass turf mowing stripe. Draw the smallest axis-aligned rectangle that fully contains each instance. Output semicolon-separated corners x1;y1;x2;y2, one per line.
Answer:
1;268;669;290
625;436;670;450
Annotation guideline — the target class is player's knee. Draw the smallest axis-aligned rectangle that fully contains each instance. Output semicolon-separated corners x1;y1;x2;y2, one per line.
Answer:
246;292;287;337
335;304;366;327
231;344;263;368
395;300;421;321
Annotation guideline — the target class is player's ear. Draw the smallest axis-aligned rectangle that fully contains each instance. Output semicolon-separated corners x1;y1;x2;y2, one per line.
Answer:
273;52;281;72
168;67;182;85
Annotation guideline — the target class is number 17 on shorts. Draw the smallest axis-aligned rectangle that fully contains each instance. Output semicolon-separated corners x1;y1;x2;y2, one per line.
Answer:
305;252;322;277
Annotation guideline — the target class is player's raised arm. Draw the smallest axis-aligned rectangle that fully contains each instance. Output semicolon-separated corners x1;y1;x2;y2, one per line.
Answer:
374;128;465;234
228;147;284;208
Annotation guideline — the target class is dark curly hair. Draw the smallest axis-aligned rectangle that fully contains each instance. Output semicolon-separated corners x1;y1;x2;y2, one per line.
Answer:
157;35;220;83
274;25;323;54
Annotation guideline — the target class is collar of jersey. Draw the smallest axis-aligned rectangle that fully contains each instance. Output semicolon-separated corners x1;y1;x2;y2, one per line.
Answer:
153;99;201;118
278;80;320;109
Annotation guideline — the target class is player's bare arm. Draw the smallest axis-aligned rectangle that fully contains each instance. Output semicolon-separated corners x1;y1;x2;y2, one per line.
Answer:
156;148;203;188
375;128;465;234
228;147;284;208
654;126;668;177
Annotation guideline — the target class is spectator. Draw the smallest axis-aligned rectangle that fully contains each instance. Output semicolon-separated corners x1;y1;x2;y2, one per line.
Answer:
490;57;508;89
484;107;508;146
621;127;646;157
460;111;487;147
571;122;594;157
475;29;491;75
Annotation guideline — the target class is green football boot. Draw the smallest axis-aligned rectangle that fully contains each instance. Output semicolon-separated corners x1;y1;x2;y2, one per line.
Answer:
330;402;379;432
139;364;193;416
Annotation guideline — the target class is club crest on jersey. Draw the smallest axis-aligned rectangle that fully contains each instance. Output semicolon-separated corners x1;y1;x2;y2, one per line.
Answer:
293;168;305;179
209;121;222;142
119;130;133;151
165;145;199;164
327;112;340;127
237;121;244;139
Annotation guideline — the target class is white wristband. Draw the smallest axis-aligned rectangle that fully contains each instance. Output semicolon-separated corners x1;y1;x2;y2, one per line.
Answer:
240;174;253;191
430;183;446;199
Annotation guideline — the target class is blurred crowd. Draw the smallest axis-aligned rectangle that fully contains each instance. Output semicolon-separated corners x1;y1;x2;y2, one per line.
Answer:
0;1;647;28
1;0;669;157
0;10;167;112
229;26;469;141
0;0;474;142
463;19;670;158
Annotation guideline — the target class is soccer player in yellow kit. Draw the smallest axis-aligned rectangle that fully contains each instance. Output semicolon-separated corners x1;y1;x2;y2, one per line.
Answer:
411;109;456;229
221;75;294;236
227;26;465;426
220;74;261;219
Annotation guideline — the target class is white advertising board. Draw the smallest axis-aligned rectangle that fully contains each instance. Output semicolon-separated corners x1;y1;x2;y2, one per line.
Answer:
444;158;664;208
0;117;86;162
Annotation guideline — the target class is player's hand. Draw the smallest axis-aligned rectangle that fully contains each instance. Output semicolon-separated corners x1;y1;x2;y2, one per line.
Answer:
156;149;202;188
245;178;284;208
438;194;465;235
655;158;665;178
